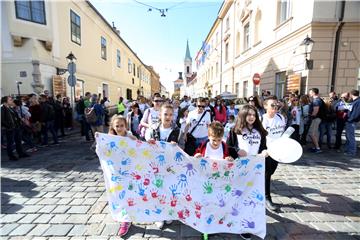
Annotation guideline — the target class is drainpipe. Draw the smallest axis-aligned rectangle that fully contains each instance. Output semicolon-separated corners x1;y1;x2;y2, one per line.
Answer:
220;17;223;94
330;0;346;92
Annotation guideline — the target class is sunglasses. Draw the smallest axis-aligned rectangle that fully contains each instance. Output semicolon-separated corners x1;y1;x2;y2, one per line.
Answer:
154;100;163;103
197;105;206;108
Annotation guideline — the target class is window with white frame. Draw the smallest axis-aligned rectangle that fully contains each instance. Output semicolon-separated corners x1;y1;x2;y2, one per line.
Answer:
225;85;228;92
277;0;291;25
101;37;107;60
116;49;121;68
128;59;132;73
243;81;248;97
216;62;219;76
254;10;262;44
225;42;229;62
244;23;250;51
275;71;286;99
70;10;81;45
15;0;46;25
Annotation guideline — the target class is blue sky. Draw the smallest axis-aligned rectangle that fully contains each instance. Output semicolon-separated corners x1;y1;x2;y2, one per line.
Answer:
90;0;222;92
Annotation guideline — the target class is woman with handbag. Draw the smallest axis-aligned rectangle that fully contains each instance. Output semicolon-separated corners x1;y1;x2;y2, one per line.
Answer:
183;97;211;155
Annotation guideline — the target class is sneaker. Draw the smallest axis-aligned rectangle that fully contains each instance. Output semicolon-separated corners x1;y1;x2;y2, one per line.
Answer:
240;233;252;240
155;221;164;229
313;148;322;153
118;222;131;236
265;198;279;211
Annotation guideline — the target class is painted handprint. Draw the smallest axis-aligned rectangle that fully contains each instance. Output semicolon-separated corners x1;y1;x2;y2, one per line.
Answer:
242;219;255;229
218;216;225;224
237;158;250;168
183;189;192;202
127;198;135;206
128;182;134;191
170;196;178;207
217;194;226;207
212;162;219;171
177;210;185;220
183;163;197;176
206;214;214;224
158;141;167;149
135;139;143;147
177;174;188;188
121;157;131;166
152;176;164;188
232;189;243;197
200;159;208;170
118;139;128;148
194;202;202;211
254;163;263;171
169;184;180;196
149;162;159;174
159;194;166;205
106;160;114;166
226;162;234;170
174;152;184;162
108;141;118;151
143;178;150;186
166;165;176;174
203;181;213;194
119;190;126;199
251;190;264;202
118;169;129;177
184;208;190;218
112;202;120;210
156;154;166;166
142;194;149;202
150;189;159;198
224;184;232;193
243;198;256;208
111;175;121;183
231;203;240;216
137;183;146;196
223;170;234;180
144;209;150;215
127;148;136;158
240;170;249;176
195;211;201;219
211;171;221;179
131;172;141;180
153;206;162;214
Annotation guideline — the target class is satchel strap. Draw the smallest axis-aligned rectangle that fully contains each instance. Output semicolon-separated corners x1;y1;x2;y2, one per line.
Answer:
190;110;208;135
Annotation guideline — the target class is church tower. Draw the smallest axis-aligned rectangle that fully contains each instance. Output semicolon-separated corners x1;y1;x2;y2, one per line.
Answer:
184;40;192;79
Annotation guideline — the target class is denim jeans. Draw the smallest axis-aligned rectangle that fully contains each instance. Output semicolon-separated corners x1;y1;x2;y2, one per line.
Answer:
345;122;357;155
335;118;346;149
42;120;58;145
319;121;332;148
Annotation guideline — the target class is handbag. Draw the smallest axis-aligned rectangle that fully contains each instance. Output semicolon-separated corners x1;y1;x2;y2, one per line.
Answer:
184;110;208;156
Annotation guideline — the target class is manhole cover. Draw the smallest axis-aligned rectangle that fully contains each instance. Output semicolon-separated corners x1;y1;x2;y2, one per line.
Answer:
46;163;75;171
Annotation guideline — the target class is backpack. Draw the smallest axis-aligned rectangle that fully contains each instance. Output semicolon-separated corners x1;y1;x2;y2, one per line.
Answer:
84;107;97;124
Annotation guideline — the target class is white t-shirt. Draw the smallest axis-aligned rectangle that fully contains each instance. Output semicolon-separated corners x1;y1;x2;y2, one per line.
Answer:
262;114;286;142
204;142;224;159
237;128;261;156
180;100;190;109
142;108;160;139
291;106;301;125
173;107;179;122
186;110;211;138
159;125;172;142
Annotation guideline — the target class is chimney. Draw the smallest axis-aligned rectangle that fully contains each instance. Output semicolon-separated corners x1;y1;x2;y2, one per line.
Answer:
178;72;183;80
112;22;120;36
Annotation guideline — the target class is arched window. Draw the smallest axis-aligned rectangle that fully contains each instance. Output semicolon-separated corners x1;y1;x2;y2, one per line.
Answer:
254;10;262;44
187;66;190;73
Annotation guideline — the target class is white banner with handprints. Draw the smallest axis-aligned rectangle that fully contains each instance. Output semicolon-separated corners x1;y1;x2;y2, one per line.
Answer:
96;133;266;238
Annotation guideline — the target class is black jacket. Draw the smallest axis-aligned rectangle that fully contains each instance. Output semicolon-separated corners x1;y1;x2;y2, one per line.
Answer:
1;105;21;130
150;123;180;143
226;128;267;159
40;102;55;122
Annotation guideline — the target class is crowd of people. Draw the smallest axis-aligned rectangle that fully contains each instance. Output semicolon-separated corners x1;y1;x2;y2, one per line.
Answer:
1;93;73;160
1;87;359;239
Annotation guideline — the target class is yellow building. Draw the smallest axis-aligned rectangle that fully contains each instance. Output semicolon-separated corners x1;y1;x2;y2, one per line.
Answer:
195;0;360;98
1;0;153;102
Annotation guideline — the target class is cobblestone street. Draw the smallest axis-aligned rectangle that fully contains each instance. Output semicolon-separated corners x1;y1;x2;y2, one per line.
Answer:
1;132;360;240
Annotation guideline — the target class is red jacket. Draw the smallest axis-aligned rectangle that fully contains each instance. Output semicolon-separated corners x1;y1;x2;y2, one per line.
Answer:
214;106;227;124
194;140;229;159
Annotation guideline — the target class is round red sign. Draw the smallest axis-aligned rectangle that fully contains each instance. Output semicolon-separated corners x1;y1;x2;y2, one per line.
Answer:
253;73;261;85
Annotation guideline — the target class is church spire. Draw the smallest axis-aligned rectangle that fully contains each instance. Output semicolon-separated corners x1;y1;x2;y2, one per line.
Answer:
185;40;192;61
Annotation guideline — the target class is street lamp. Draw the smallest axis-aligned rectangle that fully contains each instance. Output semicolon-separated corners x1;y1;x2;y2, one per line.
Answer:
299;35;315;70
66;52;77;63
16;81;22;96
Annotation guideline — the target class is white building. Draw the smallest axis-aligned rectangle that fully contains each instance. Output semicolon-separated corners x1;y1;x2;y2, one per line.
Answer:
195;0;360;98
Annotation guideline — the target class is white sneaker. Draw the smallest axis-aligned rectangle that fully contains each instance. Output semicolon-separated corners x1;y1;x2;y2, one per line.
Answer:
165;220;173;225
155;221;164;229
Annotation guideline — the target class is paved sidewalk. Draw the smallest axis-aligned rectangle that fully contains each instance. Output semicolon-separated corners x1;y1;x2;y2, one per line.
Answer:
1;132;360;240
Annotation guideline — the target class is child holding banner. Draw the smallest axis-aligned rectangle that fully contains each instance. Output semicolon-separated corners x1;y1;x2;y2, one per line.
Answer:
226;104;268;240
147;103;180;229
107;115;136;236
194;121;233;160
261;96;286;211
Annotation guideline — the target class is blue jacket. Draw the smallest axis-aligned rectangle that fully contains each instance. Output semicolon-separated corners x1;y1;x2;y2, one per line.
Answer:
347;97;360;123
91;103;105;126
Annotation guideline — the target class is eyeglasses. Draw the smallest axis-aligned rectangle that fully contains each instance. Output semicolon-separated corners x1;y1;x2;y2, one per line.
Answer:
154;100;163;103
197;105;206;108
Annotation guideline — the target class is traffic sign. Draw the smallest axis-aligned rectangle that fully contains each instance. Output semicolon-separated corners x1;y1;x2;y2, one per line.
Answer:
252;73;261;85
68;62;76;74
67;75;77;87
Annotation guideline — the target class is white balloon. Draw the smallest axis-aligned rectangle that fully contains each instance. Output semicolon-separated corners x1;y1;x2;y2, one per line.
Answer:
267;137;303;163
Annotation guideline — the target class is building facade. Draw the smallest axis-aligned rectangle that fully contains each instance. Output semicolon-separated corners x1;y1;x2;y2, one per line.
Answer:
195;0;360;98
1;0;153;102
147;65;160;96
